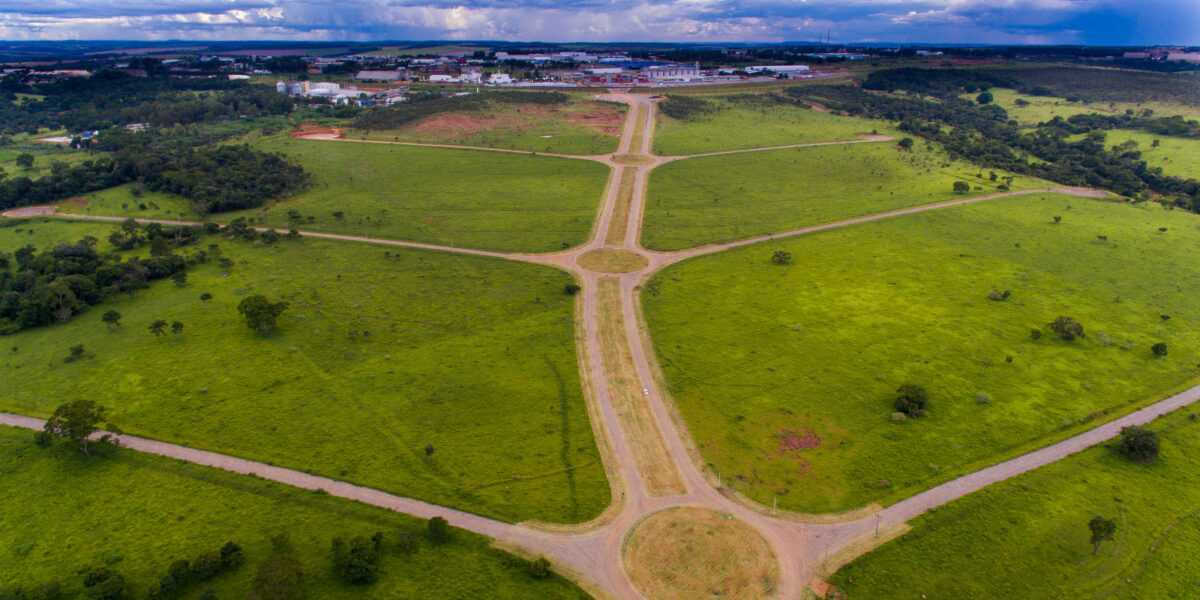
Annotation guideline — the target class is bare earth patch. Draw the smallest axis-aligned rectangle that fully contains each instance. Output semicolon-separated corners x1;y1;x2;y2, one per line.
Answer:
576;249;649;274
623;507;779;600
410;113;512;140
611;154;656;165
290;124;344;140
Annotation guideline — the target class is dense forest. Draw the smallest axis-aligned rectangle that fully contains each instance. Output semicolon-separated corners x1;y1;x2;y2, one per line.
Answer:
0;70;294;134
0;129;308;214
351;90;569;130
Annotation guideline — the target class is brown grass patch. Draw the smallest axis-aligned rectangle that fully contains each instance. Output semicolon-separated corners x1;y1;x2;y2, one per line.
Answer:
603;169;638;246
565;105;624;136
779;428;821;452
577;249;648;274
624;507;779;600
410;113;511;140
595;278;684;496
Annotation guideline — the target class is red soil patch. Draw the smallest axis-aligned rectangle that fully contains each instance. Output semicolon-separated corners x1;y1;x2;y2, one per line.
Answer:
290;124;344;139
565;107;624;136
411;113;510;140
779;428;822;453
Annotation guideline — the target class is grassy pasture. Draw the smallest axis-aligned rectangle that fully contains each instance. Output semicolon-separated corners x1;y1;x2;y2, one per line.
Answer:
55;137;611;253
982;88;1200;127
831;407;1200;600
355;99;625;155
0;425;592;599
0;218;609;523
652;96;897;156
641;142;1034;251
1098;130;1200;180
642;194;1200;514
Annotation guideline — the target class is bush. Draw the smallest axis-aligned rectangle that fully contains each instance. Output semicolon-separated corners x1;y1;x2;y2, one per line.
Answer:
894;384;928;417
191;551;221;580
953;181;970;193
1048;316;1084;341
330;535;380;584
1118;425;1159;462
1151;342;1168;357
251;555;302;600
1030;328;1042;340
219;542;244;569
897;137;913;149
563;283;581;296
427;516;450;544
771;250;792;265
528;557;552;579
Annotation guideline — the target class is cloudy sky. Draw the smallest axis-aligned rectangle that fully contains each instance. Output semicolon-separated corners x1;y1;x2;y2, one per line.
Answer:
0;0;1197;45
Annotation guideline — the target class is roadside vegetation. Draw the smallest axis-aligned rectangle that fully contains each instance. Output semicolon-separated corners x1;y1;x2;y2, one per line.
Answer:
643;193;1200;513
0;425;592;599
652;94;897;156
831;407;1200;600
0;218;609;523
642;141;1031;250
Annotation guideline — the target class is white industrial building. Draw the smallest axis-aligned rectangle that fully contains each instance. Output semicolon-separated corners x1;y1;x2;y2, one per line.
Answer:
642;64;702;82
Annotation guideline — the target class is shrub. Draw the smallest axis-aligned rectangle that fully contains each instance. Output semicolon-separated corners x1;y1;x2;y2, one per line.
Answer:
330;535;379;584
897;137;914;149
1151;342;1168;357
1118;425;1160;462
1030;328;1042;340
528;557;552;579
251;555;302;600
894;384;928;417
191;551;221;580
771;250;792;265
563;283;581;296
219;542;244;569
1048;316;1084;340
427;516;450;544
953;181;970;193
987;290;1010;301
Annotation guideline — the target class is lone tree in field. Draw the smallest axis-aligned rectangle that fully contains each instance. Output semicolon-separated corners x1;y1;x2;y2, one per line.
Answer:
1118;425;1159;462
102;310;121;328
237;295;289;335
1151;342;1168;357
43;400;112;458
149;319;168;337
976;91;994;104
15;153;34;168
171;321;184;335
894;384;929;418
1088;515;1116;555
953;181;971;194
771;250;792;265
897;137;914;150
1048;316;1084;341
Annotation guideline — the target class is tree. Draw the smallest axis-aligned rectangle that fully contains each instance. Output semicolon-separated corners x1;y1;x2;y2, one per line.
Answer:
1151;342;1168;357
149;236;172;257
953;181;971;193
171;271;187;287
897;137;914;150
976;91;994;104
563;283;581;296
1088;515;1116;555
171;321;184;335
64;344;86;363
82;566;129;600
149;319;168;337
427;516;449;544
529;557;552;579
330;535;379;584
43;400;109;458
199;292;213;302
237;295;289;335
15;153;34;168
771;250;792;265
250;555;302;600
1118;425;1159;462
101;310;121;328
219;542;245;570
1048;316;1084;341
894;384;928;417
191;551;221;580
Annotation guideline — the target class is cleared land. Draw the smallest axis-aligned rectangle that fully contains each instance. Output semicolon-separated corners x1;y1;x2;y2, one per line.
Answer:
642;142;1034;251
652;95;897;156
0;425;591;599
643;194;1200;513
56;137;611;253
356;99;626;155
832;406;1200;599
0;218;609;523
623;507;777;600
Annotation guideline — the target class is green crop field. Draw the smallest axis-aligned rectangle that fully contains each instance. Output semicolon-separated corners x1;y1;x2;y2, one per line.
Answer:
0;218;609;524
832;407;1200;600
643;194;1200;513
641;142;1034;251
0;425;592;599
652;96;897;156
55;137;611;253
356;99;625;155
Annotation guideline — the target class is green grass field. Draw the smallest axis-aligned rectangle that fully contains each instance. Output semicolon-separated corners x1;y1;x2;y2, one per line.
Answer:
643;194;1200;513
0;425;592;599
652;96;897;156
0;141;99;179
982;89;1200;127
831;406;1200;600
55;137;611;253
356;99;625;155
641;142;1034;251
0;218;609;524
1099;130;1200;180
